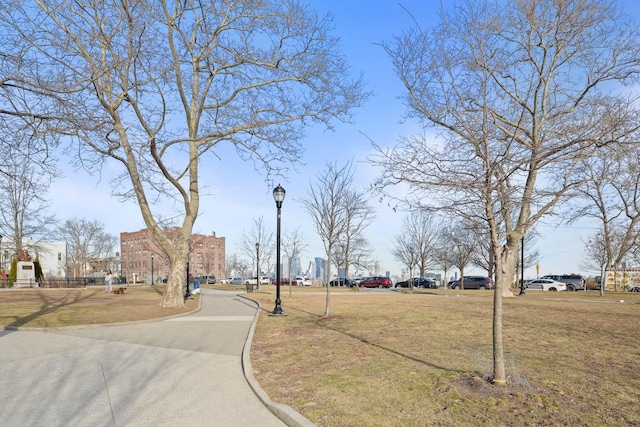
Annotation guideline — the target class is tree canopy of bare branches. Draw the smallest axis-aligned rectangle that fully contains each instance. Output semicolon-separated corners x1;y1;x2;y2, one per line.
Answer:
374;0;640;384
301;160;372;315
0;143;57;255
239;216;274;290
573;141;640;273
0;0;368;306
392;211;440;282
282;227;308;296
57;218;118;279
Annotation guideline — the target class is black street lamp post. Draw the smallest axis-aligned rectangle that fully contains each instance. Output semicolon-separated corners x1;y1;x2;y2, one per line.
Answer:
255;242;260;292
151;253;154;286
270;184;286;316
185;261;192;300
519;236;526;296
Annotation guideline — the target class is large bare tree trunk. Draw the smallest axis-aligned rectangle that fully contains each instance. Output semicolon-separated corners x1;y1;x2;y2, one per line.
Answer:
160;259;188;308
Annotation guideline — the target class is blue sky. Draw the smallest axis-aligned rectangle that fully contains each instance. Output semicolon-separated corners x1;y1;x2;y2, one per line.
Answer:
49;0;638;280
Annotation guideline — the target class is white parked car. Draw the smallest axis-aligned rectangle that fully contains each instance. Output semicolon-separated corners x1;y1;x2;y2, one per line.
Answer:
244;276;270;285
524;279;567;292
295;277;312;286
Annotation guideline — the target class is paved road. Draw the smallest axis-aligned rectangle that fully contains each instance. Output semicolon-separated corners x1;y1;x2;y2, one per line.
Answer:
0;289;313;427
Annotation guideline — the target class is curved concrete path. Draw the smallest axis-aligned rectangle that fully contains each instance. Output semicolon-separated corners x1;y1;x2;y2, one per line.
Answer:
0;289;314;427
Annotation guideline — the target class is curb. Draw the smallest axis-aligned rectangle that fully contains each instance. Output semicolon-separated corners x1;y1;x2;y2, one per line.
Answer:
240;294;317;427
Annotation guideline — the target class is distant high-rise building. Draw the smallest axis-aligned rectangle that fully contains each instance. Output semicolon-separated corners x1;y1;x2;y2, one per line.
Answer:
314;257;326;282
292;255;301;277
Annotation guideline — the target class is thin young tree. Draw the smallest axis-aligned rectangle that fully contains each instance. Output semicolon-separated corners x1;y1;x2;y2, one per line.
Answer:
443;222;477;289
282;227;308;296
391;233;418;286
336;189;375;281
392;211;439;287
239;216;274;291
374;0;640;384
300;161;355;316
0;0;368;307
433;230;456;288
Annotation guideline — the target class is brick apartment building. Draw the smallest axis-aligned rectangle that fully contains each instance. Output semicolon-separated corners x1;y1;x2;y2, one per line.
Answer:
120;228;225;284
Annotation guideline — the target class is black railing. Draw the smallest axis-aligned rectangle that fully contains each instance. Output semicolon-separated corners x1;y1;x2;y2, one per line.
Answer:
41;278;90;288
0;277;103;288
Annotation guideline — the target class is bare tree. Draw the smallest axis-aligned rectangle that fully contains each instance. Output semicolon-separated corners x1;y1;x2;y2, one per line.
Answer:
443;223;476;289
0;142;57;256
0;0;368;307
433;230;456;288
392;211;440;288
239;216;274;291
580;232;611;274
572;141;640;275
391;233;418;285
225;254;240;280
333;235;372;280
0;49;63;165
335;189;375;281
300;161;355;316
282;227;308;296
374;0;640;384
235;258;252;282
58;218;117;278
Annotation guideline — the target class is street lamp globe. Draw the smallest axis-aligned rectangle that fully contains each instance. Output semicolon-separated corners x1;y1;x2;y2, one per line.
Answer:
273;184;286;207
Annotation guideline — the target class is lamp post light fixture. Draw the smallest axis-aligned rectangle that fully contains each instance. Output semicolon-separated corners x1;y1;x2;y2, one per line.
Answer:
151;253;155;286
270;184;286;316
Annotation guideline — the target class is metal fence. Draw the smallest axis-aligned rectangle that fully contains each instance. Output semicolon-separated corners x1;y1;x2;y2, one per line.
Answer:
0;277;93;288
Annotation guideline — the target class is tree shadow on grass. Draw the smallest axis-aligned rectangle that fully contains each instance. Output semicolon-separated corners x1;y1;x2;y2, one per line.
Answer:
3;289;99;328
283;305;464;374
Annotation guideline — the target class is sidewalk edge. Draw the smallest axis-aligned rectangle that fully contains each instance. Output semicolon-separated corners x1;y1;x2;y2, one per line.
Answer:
240;294;317;427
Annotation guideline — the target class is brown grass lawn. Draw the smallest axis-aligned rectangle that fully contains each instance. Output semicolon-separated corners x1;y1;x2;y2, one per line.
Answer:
248;288;640;427
1;284;638;426
0;285;197;328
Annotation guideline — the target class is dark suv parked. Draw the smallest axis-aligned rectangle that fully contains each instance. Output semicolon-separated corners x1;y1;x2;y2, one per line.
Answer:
196;275;217;284
449;276;493;290
396;277;437;288
540;274;585;291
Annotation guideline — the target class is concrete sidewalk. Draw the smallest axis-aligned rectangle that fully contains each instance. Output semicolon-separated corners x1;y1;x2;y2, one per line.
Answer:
0;289;314;427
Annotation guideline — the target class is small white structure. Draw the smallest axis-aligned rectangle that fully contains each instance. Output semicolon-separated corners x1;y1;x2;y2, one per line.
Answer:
14;250;37;288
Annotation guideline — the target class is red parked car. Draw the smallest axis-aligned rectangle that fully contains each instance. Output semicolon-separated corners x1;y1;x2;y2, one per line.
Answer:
359;276;393;288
